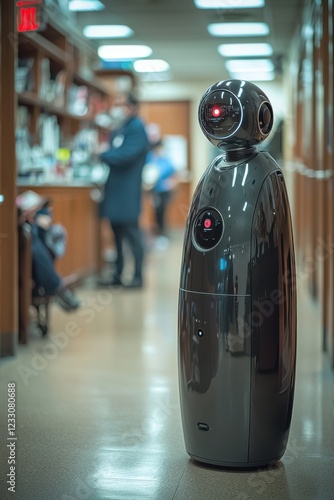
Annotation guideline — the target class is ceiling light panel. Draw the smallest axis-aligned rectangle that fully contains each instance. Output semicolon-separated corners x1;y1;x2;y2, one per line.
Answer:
225;59;274;72
194;0;264;9
139;73;173;82
133;59;170;73
218;43;273;57
98;45;153;60
83;25;133;38
69;1;105;11
229;71;275;81
208;22;269;37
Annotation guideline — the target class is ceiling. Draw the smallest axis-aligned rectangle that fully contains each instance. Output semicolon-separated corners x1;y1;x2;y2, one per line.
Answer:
74;0;306;85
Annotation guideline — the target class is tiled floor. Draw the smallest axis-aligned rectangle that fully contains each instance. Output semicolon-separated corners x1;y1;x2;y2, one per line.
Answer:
0;232;333;499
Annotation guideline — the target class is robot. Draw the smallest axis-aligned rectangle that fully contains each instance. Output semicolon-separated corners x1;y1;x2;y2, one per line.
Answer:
178;80;297;467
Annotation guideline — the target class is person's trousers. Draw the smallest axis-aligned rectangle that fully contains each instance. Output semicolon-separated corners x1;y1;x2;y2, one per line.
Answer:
110;221;144;281
153;190;172;234
31;226;61;296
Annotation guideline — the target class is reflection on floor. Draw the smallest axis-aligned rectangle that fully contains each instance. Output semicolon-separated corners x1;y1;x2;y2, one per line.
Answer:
0;232;333;499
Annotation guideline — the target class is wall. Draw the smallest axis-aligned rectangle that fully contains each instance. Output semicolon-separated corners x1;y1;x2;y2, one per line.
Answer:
284;0;334;367
0;0;17;357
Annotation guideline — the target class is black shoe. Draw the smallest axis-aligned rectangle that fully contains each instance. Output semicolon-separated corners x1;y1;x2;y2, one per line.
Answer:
123;277;143;289
55;287;80;312
96;275;123;287
109;276;123;287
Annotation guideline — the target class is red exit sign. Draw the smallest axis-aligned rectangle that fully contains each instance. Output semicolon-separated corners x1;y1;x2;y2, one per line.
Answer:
16;0;45;33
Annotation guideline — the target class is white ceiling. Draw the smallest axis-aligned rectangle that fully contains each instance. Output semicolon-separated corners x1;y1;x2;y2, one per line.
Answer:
74;0;306;84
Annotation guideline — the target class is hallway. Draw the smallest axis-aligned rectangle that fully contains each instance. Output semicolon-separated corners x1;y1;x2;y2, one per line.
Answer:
0;232;333;499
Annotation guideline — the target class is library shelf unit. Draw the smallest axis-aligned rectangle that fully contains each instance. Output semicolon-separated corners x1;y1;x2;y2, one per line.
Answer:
16;20;113;281
17;23;111;145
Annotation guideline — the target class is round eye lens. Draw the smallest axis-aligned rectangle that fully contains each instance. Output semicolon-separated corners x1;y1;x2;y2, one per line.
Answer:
212;105;222;117
200;90;242;140
258;102;273;135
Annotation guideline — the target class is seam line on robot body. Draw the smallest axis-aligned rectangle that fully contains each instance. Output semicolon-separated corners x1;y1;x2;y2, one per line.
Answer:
179;288;251;297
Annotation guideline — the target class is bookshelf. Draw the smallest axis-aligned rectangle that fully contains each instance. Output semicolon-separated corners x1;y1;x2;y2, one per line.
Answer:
16;22;111;172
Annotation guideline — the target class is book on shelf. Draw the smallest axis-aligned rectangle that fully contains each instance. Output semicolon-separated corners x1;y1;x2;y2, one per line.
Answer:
68;84;89;116
16;58;35;93
39;58;51;100
38;114;60;155
51;69;67;107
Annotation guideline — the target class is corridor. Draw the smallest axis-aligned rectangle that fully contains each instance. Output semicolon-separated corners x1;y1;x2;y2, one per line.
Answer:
0;232;333;499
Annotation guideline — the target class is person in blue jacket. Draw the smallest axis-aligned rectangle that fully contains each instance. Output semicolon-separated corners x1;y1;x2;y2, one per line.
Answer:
99;92;149;288
145;139;177;240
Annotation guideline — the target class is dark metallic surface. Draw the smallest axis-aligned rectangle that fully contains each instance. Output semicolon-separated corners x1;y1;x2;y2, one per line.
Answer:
198;80;273;151
180;151;276;297
178;151;296;466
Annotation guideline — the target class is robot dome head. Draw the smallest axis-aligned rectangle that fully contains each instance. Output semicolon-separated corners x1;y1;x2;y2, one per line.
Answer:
198;80;274;150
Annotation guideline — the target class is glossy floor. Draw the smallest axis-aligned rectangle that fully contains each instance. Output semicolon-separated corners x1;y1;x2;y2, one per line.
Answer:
0;232;333;499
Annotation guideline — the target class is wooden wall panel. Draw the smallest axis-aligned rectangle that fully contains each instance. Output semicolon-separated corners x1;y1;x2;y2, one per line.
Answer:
0;0;17;356
327;0;334;363
21;186;100;280
140;101;190;139
318;0;331;350
288;0;334;367
0;1;3;355
140;100;191;231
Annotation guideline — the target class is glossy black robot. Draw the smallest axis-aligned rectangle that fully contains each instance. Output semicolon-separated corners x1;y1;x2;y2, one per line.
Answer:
178;80;297;467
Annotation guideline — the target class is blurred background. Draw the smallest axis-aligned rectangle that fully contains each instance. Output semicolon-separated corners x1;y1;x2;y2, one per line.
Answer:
0;1;334;498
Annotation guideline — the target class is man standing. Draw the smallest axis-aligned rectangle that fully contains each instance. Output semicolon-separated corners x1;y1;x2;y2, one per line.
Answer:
99;92;149;288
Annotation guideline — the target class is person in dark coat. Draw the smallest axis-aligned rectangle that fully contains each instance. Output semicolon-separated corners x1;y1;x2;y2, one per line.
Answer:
99;92;149;288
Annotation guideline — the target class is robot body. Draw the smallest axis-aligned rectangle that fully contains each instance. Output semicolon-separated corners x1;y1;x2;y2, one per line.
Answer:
178;80;297;467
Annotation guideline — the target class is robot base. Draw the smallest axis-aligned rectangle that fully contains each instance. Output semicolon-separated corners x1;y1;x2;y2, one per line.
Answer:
188;452;283;469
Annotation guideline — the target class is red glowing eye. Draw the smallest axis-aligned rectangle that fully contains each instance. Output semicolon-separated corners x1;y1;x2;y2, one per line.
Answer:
211;105;221;118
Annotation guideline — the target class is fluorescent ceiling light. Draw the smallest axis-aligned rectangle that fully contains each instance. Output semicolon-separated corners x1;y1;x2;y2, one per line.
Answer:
229;71;275;81
98;45;153;60
139;73;172;82
194;0;264;9
83;25;133;38
218;43;273;57
69;1;105;11
208;22;269;37
133;59;170;73
225;59;274;72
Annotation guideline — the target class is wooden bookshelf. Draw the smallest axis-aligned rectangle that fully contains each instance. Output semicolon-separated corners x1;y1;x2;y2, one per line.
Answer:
19;31;69;65
16;22;111;147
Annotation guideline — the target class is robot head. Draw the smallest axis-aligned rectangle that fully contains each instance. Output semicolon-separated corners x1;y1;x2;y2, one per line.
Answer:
198;80;273;151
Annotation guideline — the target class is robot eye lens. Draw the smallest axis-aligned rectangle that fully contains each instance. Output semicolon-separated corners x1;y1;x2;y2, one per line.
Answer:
262;106;270;125
211;105;222;117
259;102;273;135
201;90;242;140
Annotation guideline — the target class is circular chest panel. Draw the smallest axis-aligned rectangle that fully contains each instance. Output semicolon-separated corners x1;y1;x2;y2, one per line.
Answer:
193;208;224;251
